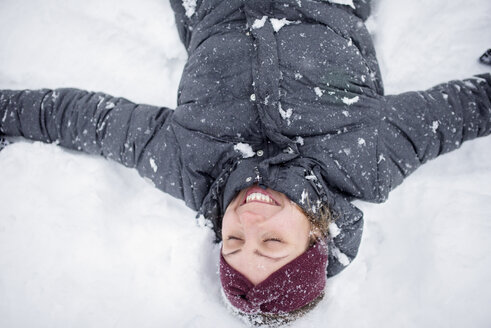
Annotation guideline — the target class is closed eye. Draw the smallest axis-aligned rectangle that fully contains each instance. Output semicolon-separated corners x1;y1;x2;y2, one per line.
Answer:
223;248;288;261
265;238;282;243
227;236;243;241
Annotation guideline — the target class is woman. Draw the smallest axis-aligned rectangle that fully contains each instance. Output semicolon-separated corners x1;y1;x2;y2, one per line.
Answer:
1;0;490;325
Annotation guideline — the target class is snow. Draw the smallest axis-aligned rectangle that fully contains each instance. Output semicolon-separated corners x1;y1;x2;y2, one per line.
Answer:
314;87;325;97
0;0;491;327
328;222;341;238
149;157;158;172
251;16;268;29
269;18;298;33
182;0;196;18
327;0;356;10
278;103;293;124
300;189;309;205
342;95;360;105
250;16;298;32
332;247;351;266
431;120;440;133
234;143;255;158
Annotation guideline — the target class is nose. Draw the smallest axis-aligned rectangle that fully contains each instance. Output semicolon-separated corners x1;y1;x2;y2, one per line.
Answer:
239;211;266;227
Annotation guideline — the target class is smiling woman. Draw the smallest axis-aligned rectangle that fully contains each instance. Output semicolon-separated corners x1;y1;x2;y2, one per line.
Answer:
219;185;331;323
1;0;490;326
221;186;313;285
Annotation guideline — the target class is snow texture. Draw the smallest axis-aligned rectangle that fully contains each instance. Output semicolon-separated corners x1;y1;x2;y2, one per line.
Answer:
234;142;255;158
342;95;359;105
149;157;158;172
279;103;293;125
332;247;351;266
314;87;325;97
328;222;341;238
251;16;299;32
182;0;196;18
0;0;491;327
431;120;440;133
251;16;268;29
269;18;298;32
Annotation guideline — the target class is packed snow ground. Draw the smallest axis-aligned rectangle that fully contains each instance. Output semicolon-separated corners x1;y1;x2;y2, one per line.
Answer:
0;0;490;327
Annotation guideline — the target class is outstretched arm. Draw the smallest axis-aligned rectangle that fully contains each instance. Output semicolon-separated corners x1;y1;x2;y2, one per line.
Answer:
378;73;491;197
0;88;187;206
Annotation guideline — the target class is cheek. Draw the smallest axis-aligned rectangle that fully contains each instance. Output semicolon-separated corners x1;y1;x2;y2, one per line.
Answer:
281;208;311;242
272;218;307;242
221;209;241;241
221;212;232;239
221;192;244;233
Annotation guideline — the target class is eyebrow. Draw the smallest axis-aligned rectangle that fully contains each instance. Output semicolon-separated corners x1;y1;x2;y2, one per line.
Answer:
223;249;288;261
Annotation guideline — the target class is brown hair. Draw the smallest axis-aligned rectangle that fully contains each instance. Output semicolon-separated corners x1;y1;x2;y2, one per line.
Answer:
292;201;333;246
308;203;333;246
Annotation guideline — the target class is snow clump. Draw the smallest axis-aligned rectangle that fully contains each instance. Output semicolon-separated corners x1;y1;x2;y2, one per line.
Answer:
149;158;158;172
332;246;351;266
270;18;298;32
234;143;255;158
329;222;341;238
250;16;299;32
182;0;196;18
327;0;356;9
251;16;268;29
342;95;360;105
431;121;439;133
278;103;293;122
314;87;325;97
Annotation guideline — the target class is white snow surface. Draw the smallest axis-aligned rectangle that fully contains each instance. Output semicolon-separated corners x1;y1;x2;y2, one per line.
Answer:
0;0;491;327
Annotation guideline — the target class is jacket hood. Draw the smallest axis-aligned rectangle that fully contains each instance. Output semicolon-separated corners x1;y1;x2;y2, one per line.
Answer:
199;150;364;278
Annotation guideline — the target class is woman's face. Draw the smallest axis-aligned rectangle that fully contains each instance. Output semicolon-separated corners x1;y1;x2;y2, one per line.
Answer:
221;185;311;285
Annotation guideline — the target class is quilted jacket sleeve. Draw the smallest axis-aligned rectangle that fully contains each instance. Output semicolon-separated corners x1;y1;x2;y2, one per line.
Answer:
324;0;372;21
0;88;186;204
350;0;372;21
378;73;491;198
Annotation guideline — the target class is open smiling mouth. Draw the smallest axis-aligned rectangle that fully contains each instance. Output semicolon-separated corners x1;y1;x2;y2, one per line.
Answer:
242;187;280;206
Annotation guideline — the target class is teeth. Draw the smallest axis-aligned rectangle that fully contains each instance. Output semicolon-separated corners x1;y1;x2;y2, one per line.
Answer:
246;192;274;204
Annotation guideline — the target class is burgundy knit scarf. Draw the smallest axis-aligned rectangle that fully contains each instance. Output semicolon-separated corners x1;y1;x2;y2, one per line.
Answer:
219;242;328;314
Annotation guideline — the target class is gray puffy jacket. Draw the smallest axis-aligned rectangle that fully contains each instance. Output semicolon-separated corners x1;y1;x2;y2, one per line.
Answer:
1;0;490;276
